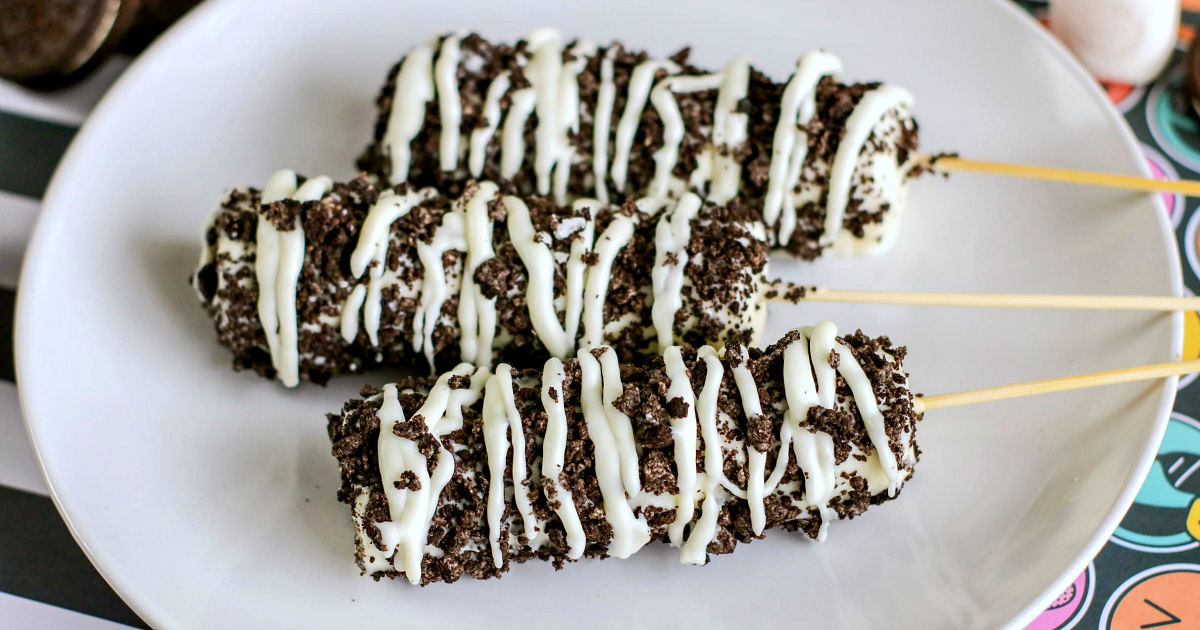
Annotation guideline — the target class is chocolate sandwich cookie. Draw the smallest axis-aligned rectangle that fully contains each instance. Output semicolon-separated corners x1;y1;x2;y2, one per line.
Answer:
1186;33;1200;118
0;0;138;87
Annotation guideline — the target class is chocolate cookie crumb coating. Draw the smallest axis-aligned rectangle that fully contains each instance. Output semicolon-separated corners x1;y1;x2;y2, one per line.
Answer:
358;30;923;260
328;321;920;584
196;172;771;385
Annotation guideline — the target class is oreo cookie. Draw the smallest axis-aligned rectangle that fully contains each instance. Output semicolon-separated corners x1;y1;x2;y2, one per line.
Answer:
1186;32;1200;117
0;0;137;87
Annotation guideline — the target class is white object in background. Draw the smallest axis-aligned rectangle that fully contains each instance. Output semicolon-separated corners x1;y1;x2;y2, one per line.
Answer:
1050;0;1180;84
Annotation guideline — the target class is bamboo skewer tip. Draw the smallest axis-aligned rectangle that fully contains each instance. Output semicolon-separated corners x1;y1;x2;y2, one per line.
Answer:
763;281;1198;313
916;152;1200;197
916;358;1200;413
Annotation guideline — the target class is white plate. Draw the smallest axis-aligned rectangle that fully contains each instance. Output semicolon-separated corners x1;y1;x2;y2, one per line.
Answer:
16;0;1183;628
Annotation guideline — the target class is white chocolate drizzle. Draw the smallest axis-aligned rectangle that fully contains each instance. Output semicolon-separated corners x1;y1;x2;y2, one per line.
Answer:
728;343;771;535
375;363;488;584
647;54;751;201
784;322;839;541
434;33;464;172
275;175;332;385
340;285;367;343
580;213;634;348
413;209;467;370
648;72;724;198
377;30;917;252
332;182;681;378
563;199;597;346
695;346;745;499
679;346;734;564
575;347;651;558
525;28;566;198
540;358;586;559
344;187;438;346
353;487;394;575
764;51;843;245
483;364;546;567
254;170;331;388
707;55;752;204
254;170;298;381
502;195;593;359
552;40;596;204
592;46;619;204
501;88;537;179
384;42;436;181
611;59;680;191
821;85;914;247
367;323;911;572
458;182;500;368
663;346;698;547
830;333;901;494
650;193;703;350
468;72;511;178
598;346;642;496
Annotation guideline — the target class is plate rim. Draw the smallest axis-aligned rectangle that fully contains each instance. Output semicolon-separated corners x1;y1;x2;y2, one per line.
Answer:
12;0;1185;628
983;0;1183;627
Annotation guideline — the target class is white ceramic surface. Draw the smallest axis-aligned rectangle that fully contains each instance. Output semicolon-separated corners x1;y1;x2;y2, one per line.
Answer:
16;0;1183;628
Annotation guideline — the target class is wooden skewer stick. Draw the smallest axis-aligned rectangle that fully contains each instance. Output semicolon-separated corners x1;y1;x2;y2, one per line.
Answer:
921;153;1200;197
766;283;1198;312
916;358;1200;412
